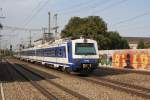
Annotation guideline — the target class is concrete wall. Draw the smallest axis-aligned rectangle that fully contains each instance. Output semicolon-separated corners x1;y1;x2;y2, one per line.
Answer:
99;49;150;70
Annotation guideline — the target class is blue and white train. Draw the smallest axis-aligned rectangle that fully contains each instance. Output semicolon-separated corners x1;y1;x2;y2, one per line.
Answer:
15;38;99;74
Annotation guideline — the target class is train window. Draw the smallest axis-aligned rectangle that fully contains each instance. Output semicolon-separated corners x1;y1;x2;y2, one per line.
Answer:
51;48;55;57
75;43;96;55
59;49;62;56
58;47;66;57
55;48;58;57
41;49;44;56
44;49;48;56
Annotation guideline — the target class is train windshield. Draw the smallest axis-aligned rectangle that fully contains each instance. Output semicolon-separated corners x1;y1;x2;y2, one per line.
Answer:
75;43;96;55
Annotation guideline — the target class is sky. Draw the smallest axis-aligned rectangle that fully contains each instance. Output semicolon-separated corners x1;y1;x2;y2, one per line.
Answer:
0;0;150;49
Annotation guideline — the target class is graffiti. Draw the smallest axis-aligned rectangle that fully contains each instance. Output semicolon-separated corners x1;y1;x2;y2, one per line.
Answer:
99;54;112;66
99;49;150;70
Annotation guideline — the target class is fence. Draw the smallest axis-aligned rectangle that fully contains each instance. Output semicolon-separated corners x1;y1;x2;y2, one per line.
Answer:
99;49;150;70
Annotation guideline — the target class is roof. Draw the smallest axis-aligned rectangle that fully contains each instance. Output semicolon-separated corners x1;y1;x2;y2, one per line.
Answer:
123;37;150;43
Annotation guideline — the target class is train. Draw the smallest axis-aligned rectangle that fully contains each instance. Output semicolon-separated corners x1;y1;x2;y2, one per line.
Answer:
15;38;99;74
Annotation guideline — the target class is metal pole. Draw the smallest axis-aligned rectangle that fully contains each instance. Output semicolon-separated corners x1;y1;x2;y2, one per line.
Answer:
0;8;6;19
42;27;47;33
54;14;58;39
48;12;51;33
0;34;2;62
55;14;58;33
29;30;32;47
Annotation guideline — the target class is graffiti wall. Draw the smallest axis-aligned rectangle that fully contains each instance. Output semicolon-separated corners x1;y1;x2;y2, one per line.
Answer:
99;49;150;70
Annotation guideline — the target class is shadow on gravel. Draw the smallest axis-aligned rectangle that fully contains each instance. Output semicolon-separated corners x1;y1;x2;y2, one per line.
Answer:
92;67;134;77
0;62;58;83
77;74;90;77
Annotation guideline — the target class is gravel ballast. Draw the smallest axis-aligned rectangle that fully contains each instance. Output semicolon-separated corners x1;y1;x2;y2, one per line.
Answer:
10;59;149;100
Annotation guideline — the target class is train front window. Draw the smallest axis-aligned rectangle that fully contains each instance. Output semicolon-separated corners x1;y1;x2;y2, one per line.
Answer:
75;43;96;55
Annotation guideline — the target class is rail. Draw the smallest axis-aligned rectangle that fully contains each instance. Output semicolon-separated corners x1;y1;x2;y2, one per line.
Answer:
0;83;5;100
7;60;90;100
6;61;58;100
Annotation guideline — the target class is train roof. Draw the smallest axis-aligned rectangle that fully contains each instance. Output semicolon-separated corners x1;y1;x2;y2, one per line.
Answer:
21;38;96;51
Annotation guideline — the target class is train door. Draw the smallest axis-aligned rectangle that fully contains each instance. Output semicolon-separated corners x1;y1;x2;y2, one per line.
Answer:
67;42;73;64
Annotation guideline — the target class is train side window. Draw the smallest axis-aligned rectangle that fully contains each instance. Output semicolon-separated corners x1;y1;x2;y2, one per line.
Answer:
41;49;43;56
59;49;62;56
49;49;52;57
49;49;51;56
55;48;57;57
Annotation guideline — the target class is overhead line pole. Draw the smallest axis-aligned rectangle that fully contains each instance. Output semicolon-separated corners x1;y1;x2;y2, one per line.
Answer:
29;30;32;47
53;14;58;39
48;12;51;33
0;8;5;61
0;8;5;19
55;14;58;33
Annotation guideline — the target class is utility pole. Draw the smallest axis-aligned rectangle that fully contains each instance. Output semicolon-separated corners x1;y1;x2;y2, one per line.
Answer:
0;7;4;61
0;35;2;62
0;8;6;19
54;14;58;33
29;30;32;47
42;27;47;43
42;27;47;33
53;14;59;39
48;12;51;33
0;8;5;29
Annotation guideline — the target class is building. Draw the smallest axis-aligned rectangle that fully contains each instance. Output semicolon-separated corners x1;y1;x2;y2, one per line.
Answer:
124;37;150;49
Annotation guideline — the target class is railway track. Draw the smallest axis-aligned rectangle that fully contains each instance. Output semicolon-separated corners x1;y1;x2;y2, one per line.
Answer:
11;59;150;99
0;62;6;100
7;60;90;100
7;61;58;100
0;83;5;100
98;67;150;75
79;76;150;99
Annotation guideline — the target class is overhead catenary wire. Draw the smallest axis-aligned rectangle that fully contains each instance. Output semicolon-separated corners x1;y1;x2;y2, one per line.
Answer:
111;11;150;26
23;0;50;28
8;0;50;34
56;0;92;13
88;0;112;12
21;0;45;26
3;26;42;31
92;0;128;14
59;0;111;15
58;0;127;31
1;1;50;50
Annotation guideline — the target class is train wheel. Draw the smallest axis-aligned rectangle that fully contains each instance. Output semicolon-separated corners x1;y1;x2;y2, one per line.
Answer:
61;67;65;72
65;67;71;73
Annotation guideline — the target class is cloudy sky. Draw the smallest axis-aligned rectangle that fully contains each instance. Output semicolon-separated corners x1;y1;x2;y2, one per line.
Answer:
0;0;150;49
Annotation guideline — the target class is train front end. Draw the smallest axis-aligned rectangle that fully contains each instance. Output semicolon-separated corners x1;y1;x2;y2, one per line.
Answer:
68;39;99;73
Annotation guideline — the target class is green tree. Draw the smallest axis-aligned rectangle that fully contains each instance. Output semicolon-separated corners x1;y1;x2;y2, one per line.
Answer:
120;38;130;49
104;31;129;49
107;31;121;49
95;35;111;49
61;16;107;39
100;37;112;50
145;43;150;48
137;40;145;49
61;16;129;50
